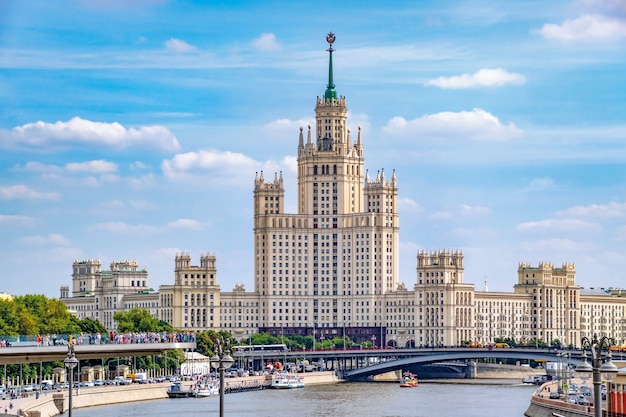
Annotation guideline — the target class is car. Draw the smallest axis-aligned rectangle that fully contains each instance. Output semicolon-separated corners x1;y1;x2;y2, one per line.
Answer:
549;392;560;399
93;380;105;386
22;384;34;392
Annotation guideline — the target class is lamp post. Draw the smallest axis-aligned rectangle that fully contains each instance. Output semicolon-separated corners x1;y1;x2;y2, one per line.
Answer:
575;334;618;417
63;344;78;417
210;340;234;417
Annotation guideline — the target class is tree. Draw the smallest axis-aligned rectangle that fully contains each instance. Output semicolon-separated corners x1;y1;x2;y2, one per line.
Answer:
113;308;173;333
196;330;234;357
78;317;107;334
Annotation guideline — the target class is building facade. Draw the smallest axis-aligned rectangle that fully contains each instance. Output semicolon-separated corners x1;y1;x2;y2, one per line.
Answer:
59;34;626;348
60;259;154;331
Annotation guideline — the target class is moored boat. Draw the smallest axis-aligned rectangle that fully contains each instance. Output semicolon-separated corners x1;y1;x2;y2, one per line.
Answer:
522;374;549;385
270;374;305;389
167;381;193;398
194;382;218;397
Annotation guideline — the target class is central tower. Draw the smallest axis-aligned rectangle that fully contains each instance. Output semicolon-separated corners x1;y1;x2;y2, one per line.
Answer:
253;33;400;345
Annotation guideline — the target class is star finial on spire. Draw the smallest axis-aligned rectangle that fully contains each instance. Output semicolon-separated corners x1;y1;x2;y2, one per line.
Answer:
326;32;335;52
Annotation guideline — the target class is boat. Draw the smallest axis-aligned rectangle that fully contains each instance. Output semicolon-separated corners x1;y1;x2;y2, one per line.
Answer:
400;372;419;388
194;382;218;397
167;381;193;398
270;374;305;389
522;374;549;385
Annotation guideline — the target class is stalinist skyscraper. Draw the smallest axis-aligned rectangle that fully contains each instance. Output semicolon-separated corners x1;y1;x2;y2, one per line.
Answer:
253;33;399;341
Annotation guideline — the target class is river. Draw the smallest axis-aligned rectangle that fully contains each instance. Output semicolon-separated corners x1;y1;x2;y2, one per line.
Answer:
71;380;537;417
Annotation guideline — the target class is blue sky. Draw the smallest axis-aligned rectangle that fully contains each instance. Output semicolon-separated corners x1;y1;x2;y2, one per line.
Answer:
1;0;625;297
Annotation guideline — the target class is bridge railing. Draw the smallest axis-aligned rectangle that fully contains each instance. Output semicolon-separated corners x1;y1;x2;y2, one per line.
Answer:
0;332;197;347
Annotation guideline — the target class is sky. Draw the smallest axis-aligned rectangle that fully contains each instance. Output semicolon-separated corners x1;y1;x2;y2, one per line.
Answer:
1;0;625;298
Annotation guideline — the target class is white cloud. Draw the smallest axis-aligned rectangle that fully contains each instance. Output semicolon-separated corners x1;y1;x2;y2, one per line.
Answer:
527;178;554;191
397;197;421;212
65;160;118;173
382;108;524;142
19;234;69;245
430;204;490;220
0;185;60;200
130;161;150;170
165;38;197;53
537;14;626;41
162;149;295;183
518;237;582;252
162;149;259;179
516;218;602;233
87;221;159;234
18;160;116;174
557;202;626;219
251;33;281;52
0;214;36;226
425;68;525;89
264;117;314;133
6;117;181;152
459;204;491;216
168;218;210;230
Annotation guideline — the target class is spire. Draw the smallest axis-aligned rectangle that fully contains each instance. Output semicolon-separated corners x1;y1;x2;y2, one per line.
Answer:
307;125;312;144
324;32;337;102
298;126;304;148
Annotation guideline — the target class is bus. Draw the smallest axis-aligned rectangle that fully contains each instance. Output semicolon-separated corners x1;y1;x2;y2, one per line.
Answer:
234;344;289;354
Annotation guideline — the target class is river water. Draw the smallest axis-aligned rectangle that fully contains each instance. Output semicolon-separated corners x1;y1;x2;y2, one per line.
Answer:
72;380;537;417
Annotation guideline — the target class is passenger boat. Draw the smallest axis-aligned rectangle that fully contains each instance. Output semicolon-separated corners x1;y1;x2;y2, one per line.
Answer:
270;374;305;389
399;372;418;388
167;381;193;398
194;383;218;397
522;374;548;385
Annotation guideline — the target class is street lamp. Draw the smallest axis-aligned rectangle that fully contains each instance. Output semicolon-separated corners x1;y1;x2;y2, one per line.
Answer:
63;344;78;417
210;341;234;417
371;335;376;349
575;334;618;417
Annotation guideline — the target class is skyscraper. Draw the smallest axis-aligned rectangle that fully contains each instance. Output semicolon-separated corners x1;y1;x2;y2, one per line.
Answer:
253;33;399;343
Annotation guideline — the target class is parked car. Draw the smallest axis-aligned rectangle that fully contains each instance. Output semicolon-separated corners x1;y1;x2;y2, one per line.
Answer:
549;392;560;399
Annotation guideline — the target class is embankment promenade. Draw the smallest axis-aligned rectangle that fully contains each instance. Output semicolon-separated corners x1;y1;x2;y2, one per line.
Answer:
9;372;341;417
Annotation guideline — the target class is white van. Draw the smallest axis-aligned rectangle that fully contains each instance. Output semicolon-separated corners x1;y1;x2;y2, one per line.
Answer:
41;380;54;390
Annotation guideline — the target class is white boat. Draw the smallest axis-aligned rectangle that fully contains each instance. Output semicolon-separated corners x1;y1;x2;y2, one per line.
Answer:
522;374;549;385
270;374;305;389
194;383;218;397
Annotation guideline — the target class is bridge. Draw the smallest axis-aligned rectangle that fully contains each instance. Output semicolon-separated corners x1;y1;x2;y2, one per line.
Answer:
234;347;580;381
341;348;570;381
0;342;196;365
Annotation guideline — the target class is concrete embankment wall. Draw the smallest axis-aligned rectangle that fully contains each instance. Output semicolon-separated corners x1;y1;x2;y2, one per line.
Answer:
524;395;592;417
18;372;341;417
475;363;539;379
20;384;169;417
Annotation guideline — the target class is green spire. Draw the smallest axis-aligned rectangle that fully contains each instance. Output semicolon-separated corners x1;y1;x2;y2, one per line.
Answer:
324;32;337;101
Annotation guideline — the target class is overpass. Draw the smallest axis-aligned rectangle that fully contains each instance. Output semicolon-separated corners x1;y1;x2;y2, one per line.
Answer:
0;342;196;365
342;348;575;381
234;347;578;380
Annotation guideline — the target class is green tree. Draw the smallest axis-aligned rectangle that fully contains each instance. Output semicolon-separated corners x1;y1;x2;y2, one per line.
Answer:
113;308;173;333
78;317;107;334
0;298;19;336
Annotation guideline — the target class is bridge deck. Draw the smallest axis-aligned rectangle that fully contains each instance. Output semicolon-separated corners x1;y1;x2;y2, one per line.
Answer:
0;342;196;364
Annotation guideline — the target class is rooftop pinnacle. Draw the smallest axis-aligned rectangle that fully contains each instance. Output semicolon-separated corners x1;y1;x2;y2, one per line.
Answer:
324;32;337;101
